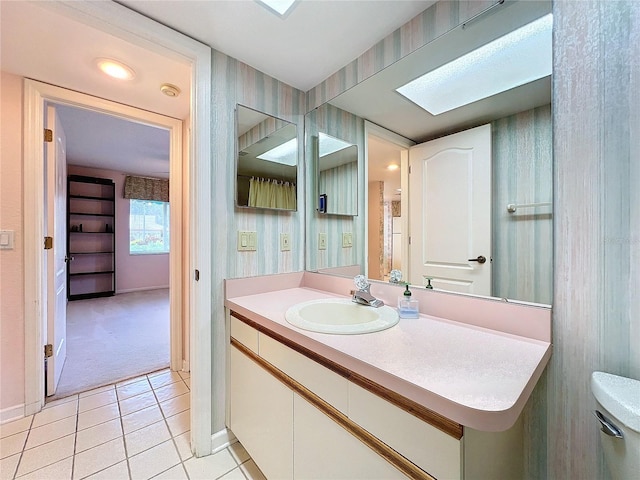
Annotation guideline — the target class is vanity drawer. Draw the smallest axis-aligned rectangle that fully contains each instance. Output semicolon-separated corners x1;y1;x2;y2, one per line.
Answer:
230;315;259;353
259;333;349;414
348;382;462;480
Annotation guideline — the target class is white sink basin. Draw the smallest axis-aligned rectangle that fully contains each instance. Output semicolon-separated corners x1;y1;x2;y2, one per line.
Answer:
285;298;399;334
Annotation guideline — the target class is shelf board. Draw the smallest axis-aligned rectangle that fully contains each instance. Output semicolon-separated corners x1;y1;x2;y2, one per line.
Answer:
69;194;115;201
69;212;114;217
69;291;115;301
69;270;115;277
69;251;114;255
69;231;114;234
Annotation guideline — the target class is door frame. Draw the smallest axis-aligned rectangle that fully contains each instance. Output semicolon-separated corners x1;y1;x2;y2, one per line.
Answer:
363;121;415;279
23;1;213;456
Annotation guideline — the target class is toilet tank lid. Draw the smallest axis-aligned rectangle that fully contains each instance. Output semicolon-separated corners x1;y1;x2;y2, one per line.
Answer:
591;372;640;433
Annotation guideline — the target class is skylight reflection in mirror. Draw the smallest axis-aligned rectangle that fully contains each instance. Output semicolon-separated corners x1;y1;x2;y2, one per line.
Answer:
396;13;552;115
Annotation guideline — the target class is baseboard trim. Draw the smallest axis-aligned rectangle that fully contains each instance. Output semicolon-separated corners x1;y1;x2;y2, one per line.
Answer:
182;359;190;372
116;286;170;294
211;428;237;455
1;404;25;424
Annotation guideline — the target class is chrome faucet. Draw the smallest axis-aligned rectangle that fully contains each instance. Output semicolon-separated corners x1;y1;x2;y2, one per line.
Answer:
352;275;384;308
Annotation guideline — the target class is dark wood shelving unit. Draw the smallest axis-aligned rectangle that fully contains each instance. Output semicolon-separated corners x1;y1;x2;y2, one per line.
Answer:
67;175;116;300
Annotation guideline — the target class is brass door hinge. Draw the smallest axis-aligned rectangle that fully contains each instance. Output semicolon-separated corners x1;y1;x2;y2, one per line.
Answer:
44;344;53;358
44;129;53;143
44;236;53;250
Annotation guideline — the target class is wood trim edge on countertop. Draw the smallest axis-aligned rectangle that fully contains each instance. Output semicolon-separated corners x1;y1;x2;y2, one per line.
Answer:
230;310;463;440
231;338;436;480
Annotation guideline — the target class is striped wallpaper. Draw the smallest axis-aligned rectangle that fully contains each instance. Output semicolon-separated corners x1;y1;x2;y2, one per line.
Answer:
492;104;553;305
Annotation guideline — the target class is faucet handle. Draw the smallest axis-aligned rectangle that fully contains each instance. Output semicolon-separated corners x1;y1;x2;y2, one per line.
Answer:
354;274;370;291
389;269;403;284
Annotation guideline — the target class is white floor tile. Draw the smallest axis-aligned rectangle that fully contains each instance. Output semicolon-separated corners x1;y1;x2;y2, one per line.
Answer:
121;405;163;435
228;442;250;465
75;418;123;453
0;453;20;479
128;440;181;480
1;431;28;460
173;431;192;461
15;433;74;477
77;403;120;431
79;389;118;413
79;385;115;398
165;410;189;438
219;467;247;480
117;374;148;388
1;416;33;439
32;401;77;428
119;391;157;417
124;420;170;457
117;378;152;401
72;437;126;480
183;449;237;480
153;382;188;403
149;371;182;390
159;393;189;418
147;369;170;379
16;456;73;480
240;460;267;480
85;460;130;480
44;395;78;410
151;464;188;480
25;415;77;450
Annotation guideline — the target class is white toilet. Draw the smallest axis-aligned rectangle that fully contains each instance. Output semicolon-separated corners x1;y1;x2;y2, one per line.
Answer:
591;371;640;480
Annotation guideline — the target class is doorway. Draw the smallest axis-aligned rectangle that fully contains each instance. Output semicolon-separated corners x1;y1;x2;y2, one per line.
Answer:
364;122;414;282
45;102;175;400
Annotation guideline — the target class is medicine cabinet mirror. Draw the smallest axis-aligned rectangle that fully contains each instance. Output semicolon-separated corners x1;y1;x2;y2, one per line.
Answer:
235;105;298;211
315;133;358;216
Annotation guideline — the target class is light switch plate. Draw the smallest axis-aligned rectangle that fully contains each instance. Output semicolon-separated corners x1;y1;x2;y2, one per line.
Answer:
237;231;257;251
342;232;353;248
318;233;327;250
0;230;14;250
280;233;291;251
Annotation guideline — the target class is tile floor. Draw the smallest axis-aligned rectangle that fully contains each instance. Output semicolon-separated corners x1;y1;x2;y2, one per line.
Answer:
0;369;265;480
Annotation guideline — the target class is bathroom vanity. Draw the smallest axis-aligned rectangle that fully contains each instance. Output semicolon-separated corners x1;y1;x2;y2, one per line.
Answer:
224;272;551;479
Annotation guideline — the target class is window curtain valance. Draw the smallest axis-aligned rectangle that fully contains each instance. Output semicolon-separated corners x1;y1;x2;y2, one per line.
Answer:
124;176;169;202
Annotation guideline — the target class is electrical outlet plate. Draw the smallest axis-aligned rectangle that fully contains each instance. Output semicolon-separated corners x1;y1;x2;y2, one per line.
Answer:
318;233;327;250
342;232;353;248
237;231;257;251
280;233;291;251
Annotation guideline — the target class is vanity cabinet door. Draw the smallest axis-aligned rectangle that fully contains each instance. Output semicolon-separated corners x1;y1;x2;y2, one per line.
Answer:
293;394;407;479
229;346;293;479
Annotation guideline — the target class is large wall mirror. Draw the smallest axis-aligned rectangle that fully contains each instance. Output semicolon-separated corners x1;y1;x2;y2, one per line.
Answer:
305;0;553;305
236;105;298;211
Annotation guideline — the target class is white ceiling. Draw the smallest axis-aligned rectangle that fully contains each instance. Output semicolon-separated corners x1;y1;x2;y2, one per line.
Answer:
0;0;434;178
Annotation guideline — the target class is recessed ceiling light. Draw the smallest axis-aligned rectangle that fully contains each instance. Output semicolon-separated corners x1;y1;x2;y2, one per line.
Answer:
160;83;181;98
257;0;297;17
257;138;298;166
387;164;399;171
95;58;135;80
396;13;552;115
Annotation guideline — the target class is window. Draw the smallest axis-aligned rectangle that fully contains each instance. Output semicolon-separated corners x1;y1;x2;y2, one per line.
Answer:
129;200;170;254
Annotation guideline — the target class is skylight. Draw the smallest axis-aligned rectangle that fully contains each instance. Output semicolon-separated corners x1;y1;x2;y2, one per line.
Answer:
257;138;298;166
396;13;553;115
319;133;352;157
257;0;297;17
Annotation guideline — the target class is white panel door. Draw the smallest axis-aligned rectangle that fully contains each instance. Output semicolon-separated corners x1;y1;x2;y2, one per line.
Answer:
408;124;491;295
45;104;68;395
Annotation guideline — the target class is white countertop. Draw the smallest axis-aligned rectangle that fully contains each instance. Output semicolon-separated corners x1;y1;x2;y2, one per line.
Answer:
226;284;551;432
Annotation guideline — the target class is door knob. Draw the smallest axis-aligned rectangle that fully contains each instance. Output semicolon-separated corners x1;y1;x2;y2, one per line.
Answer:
468;255;487;264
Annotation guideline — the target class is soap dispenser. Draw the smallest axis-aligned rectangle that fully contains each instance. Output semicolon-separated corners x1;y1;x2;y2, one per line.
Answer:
398;285;419;319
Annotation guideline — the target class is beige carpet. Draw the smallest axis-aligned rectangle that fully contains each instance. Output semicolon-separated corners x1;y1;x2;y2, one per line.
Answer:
49;289;170;400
